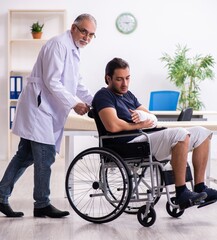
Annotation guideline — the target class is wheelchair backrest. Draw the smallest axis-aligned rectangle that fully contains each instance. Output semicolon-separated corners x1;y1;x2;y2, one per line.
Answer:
88;108;108;137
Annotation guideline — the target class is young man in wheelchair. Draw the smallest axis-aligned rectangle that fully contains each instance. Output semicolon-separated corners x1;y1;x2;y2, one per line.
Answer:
92;57;217;210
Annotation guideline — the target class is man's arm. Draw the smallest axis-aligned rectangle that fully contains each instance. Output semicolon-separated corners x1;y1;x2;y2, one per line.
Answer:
98;107;156;133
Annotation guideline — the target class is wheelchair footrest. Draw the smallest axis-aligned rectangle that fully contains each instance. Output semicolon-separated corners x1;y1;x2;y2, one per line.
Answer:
179;198;205;210
197;199;217;208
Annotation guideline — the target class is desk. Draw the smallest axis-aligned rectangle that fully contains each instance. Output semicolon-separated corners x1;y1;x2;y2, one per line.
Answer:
158;120;217;131
151;110;217;121
64;114;217;184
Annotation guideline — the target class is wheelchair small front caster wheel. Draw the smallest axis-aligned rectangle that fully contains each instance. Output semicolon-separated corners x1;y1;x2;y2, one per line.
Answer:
166;197;184;218
137;205;156;227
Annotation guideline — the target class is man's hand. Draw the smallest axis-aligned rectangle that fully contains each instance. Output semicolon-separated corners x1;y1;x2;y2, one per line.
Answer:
129;109;155;128
139;119;155;129
73;103;90;115
129;109;141;123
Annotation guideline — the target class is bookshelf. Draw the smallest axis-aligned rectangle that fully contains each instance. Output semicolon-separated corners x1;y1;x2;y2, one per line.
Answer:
8;9;67;158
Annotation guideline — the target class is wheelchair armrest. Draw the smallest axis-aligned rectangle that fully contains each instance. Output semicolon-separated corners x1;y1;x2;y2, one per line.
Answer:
100;127;167;143
100;131;143;140
142;127;167;134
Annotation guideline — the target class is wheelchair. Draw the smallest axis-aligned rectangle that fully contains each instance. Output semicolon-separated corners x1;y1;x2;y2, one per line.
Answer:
65;110;196;227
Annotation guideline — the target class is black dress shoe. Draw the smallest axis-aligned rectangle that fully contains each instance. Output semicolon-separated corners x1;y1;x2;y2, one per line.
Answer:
0;203;24;217
34;204;70;218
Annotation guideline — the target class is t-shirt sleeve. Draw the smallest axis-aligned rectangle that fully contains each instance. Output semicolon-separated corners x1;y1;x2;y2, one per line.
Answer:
130;92;141;109
92;89;115;113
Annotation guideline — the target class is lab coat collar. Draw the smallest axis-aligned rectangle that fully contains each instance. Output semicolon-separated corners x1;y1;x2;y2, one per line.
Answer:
67;30;80;60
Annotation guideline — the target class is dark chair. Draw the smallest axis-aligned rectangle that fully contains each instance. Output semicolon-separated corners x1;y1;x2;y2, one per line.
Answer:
177;107;193;121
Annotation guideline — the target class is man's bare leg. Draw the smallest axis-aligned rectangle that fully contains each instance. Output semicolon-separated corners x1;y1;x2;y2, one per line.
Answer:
170;135;189;186
192;137;209;185
193;137;217;203
170;135;207;209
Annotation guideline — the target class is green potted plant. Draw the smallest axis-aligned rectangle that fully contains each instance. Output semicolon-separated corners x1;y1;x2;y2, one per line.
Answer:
160;44;215;110
31;21;44;39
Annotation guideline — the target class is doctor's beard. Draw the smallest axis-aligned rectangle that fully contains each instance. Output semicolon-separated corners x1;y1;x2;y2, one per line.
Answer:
75;39;89;48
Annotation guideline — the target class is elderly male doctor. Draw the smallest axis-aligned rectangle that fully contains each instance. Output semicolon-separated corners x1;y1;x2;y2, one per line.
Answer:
0;14;97;218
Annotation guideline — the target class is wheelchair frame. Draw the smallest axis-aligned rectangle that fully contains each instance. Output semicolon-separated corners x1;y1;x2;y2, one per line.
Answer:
65;128;193;227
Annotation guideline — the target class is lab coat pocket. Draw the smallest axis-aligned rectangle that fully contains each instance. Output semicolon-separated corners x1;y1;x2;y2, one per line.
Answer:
37;91;42;107
26;76;42;106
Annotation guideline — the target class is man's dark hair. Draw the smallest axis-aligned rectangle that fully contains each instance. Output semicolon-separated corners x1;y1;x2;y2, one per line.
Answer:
105;58;129;84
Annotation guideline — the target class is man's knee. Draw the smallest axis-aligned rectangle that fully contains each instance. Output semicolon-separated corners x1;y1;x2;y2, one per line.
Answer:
188;126;212;149
171;132;190;157
174;134;190;149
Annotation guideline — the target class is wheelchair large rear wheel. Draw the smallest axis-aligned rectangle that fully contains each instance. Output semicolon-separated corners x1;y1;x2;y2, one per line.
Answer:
65;147;132;224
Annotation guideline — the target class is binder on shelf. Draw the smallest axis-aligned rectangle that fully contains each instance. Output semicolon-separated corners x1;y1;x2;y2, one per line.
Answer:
16;76;22;99
10;76;16;99
10;76;23;99
10;106;16;129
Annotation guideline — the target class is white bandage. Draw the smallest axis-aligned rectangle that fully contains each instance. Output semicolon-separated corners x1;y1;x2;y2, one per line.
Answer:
135;110;158;127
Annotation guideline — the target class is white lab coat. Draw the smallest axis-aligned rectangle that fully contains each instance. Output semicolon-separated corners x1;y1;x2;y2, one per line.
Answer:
12;30;93;152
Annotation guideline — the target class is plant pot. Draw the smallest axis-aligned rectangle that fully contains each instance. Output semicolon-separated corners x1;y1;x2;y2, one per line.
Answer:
32;32;43;39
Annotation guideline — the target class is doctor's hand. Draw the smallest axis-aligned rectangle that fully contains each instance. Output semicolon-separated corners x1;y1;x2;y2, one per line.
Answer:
73;103;90;115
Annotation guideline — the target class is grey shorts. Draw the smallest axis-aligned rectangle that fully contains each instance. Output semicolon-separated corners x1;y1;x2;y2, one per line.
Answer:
128;126;212;161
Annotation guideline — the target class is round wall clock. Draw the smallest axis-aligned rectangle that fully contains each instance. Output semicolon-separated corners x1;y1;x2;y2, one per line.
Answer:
116;13;137;34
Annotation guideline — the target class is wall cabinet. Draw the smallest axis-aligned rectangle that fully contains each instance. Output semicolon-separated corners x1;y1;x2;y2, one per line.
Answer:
8;9;67;158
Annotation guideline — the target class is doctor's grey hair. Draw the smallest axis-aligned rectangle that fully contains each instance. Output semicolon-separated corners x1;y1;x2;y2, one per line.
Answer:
73;14;97;27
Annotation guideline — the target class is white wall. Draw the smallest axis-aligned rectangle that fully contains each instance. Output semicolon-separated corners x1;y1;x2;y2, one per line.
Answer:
1;0;217;160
